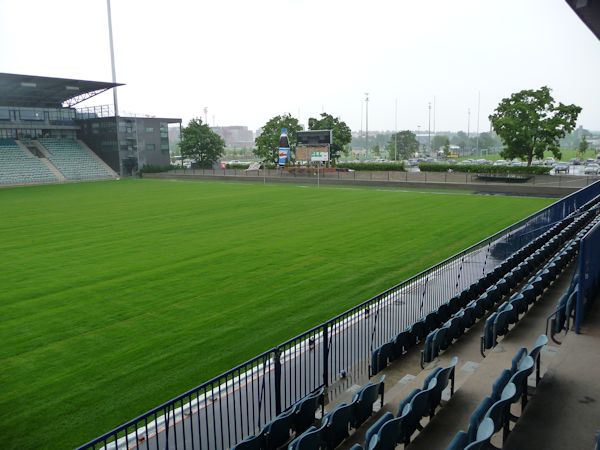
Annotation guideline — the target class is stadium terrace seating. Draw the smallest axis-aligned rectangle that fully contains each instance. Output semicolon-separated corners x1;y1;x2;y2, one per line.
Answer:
0;138;57;185
445;336;548;450
364;358;457;450
38;138;114;181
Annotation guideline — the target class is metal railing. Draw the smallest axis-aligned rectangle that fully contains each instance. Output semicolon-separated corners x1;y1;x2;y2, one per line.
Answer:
77;181;600;450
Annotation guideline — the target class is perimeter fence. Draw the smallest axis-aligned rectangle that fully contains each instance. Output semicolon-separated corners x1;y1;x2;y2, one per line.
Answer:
78;181;600;450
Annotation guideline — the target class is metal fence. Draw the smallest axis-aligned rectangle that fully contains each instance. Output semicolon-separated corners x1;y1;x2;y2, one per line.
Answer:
78;181;600;450
575;219;600;333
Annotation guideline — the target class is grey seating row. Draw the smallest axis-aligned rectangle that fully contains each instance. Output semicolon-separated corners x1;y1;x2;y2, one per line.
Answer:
232;377;385;450
364;357;457;450
445;335;548;450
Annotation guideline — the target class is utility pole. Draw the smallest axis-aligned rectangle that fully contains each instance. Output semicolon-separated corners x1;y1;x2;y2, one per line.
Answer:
365;93;369;159
476;91;481;155
428;102;432;155
467;108;471;155
394;98;398;161
203;107;208;125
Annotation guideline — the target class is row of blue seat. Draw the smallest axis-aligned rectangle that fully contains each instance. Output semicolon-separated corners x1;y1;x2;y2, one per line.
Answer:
420;209;586;366
483;212;600;353
446;335;548;450
231;388;324;450
233;377;385;450
364;357;458;450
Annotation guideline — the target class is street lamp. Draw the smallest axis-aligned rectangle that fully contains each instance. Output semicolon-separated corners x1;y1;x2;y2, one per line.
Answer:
365;93;369;160
428;102;432;156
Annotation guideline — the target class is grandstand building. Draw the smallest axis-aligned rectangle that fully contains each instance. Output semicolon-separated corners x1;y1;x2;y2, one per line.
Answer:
0;73;181;184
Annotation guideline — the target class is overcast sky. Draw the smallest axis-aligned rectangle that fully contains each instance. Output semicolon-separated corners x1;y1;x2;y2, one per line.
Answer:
1;0;599;133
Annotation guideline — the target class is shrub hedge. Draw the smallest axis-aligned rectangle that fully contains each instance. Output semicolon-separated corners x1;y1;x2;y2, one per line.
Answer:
226;163;252;169
140;164;175;173
336;162;405;171
418;163;552;175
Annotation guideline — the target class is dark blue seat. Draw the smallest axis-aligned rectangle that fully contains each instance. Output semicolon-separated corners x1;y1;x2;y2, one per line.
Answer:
409;321;427;345
508;293;527;316
231;431;266;450
352;376;385;428
427;356;458;417
460;306;476;330
422;331;436;365
482;313;498;350
528;335;548;386
467;396;494;442
367;414;409;450
484;383;516;443
403;378;437;440
371;342;394;376
424;311;440;333
510;348;527;374
444;316;463;346
491;369;512;402
448;295;462;315
293;387;324;434
445;431;469;450
287;424;326;450
464;418;494;450
538;267;553;286
530;275;545;297
432;327;448;356
263;409;295;450
476;291;495;312
520;283;537;305
495;277;510;296
458;289;471;309
393;330;411;358
438;303;451;324
364;412;394;449
349;445;363;450
467;299;485;320
322;402;352;449
508;356;534;411
397;388;419;418
497;302;516;328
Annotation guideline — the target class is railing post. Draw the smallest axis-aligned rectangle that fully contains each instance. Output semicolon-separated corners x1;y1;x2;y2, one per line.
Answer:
274;348;282;415
322;323;329;390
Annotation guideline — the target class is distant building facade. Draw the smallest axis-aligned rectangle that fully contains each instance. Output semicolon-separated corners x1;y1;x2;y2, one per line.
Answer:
211;126;254;148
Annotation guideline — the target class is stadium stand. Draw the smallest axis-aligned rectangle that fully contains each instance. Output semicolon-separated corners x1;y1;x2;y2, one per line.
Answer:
38;138;115;181
0;138;57;185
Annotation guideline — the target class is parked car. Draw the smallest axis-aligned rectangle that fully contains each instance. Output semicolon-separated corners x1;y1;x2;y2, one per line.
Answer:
543;157;556;166
554;163;569;174
570;158;582;166
531;159;543;166
586;158;596;165
584;164;600;175
493;159;508;166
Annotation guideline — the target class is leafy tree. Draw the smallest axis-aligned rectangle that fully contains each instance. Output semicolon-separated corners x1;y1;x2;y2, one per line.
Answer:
450;131;469;151
489;86;581;165
476;132;500;151
254;114;302;163
180;118;225;168
577;136;590;159
432;135;450;152
386;130;419;160
371;144;381;157
308;112;352;162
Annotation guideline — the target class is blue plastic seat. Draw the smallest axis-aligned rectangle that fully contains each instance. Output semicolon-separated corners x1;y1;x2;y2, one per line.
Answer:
508;356;534;411
352;376;385;428
371;342;394;376
491;369;512;402
438;303;451;324
508;293;527;316
484;383;516;443
510;348;527;374
424;311;440;333
404;378;437;439
432;327;448;355
444;431;469;450
520;283;537;305
477;291;494;312
231;431;266;450
323;402;352;449
467;299;485;320
448;295;461;315
460;306;476;330
444;316;463;346
482;313;498;350
409;321;427;344
422;331;436;365
393;330;411;358
263;409;295;450
467;396;494;442
528;335;548;386
292;387;324;434
464;418;494;450
364;412;394;449
287;423;326;450
427;356;458;417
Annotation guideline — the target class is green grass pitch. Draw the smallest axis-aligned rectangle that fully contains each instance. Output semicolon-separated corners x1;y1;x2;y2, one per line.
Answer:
0;179;553;449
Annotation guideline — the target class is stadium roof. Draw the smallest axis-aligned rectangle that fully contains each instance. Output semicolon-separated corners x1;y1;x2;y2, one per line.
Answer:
0;73;123;108
565;0;600;40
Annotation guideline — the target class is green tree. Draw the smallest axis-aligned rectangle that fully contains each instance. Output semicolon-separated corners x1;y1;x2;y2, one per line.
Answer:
371;144;381;157
450;131;469;151
432;135;450;152
489;86;581;166
577;136;590;159
308;112;352;162
254;114;302;163
386;130;419;160
180;118;225;168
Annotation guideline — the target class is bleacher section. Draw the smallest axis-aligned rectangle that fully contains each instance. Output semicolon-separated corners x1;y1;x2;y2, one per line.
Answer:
0;138;58;185
38;138;115;181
